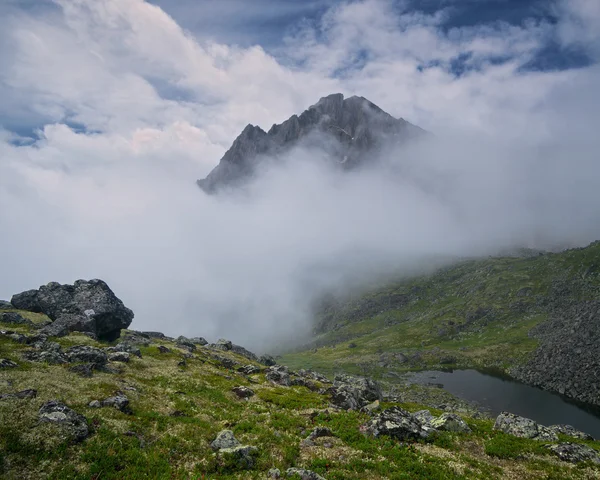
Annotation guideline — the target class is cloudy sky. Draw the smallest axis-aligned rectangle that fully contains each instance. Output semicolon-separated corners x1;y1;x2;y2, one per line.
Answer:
0;0;599;349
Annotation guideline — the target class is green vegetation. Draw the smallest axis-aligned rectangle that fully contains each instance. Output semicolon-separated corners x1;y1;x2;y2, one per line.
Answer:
281;242;600;376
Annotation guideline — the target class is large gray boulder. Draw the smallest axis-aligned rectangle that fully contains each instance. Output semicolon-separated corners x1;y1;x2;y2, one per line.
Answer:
11;280;133;341
429;413;471;433
548;424;594;441
39;314;96;338
327;374;382;410
362;406;432;441
546;443;600;464
493;412;558;441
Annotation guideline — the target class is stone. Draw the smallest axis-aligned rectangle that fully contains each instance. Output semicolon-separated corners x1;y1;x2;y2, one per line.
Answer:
216;445;258;469
307;427;333;440
11;279;134;341
546;443;600;464
230;344;258;362
157;345;171;354
108;352;130;363
0;300;14;310
214;338;233;351
69;363;96;377
176;336;197;352
362;406;432;441
238;364;261;375
327;374;382;410
268;468;282;478
88;400;102;408
429;413;471;433
413;410;435;425
361;400;381;414
548;424;594;441
190;336;208;346
22;350;67;364
0;389;37;400
38;400;89;441
40;314;96;338
493;412;558;441
102;394;130;412
65;345;108;365
259;354;277;366
210;429;240;451
0;312;31;325
232;386;255;399
266;365;291;386
0;358;18;368
285;467;327;480
121;331;152;346
115;342;142;358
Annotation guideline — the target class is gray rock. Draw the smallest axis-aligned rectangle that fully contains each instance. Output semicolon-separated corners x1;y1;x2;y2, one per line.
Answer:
40;314;96;338
69;363;97;377
11;279;133;341
190;336;208;346
493;412;557;441
0;358;18;368
413;410;435;425
230;344;258;362
22;350;67;364
429;413;471;433
115;342;142;358
548;424;594;441
214;338;233;351
88;400;102;408
362;406;432;441
102;394;130;412
307;426;333;440
327;374;382;410
259;354;276;366
210;429;240;451
65;345;108;365
0;300;14;310
121;331;152;346
268;468;282;479
266;365;291;386
0;312;31;325
217;445;258;469
546;442;600;464
38;400;89;441
176;336;197;352
0;389;36;400
286;467;327;480
108;352;130;363
157;345;171;354
232;386;255;399
198;93;425;194
238;364;261;375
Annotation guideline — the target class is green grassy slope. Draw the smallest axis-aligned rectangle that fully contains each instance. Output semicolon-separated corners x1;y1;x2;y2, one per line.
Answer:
280;242;600;377
2;315;600;479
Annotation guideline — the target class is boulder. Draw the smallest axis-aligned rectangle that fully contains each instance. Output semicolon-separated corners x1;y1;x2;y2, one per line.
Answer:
88;400;102;408
23;350;67;364
327;374;382;410
362;406;432;441
211;430;241;451
115;342;142;358
266;365;291;386
69;363;97;378
413;410;435;425
232;386;255;399
230;344;258;362
286;467;327;480
268;468;282;479
238;364;261;375
190;336;208;346
157;345;171;354
0;312;31;325
548;424;594;441
259;354;277;366
0;300;14;310
216;445;258;469
38;400;89;441
11;279;133;341
429;413;471;433
493;412;558;441
546;443;600;464
40;314;96;338
65;345;108;365
214;338;233;351
0;358;18;368
0;389;37;400
102;394;130;412
121;331;151;346
176;336;197;352
108;352;130;363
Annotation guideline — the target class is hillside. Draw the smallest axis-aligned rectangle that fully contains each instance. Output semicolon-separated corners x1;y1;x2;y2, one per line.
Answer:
280;242;600;405
2;309;600;479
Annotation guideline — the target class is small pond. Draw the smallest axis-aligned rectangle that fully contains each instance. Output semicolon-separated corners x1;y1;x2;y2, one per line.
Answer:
405;369;600;439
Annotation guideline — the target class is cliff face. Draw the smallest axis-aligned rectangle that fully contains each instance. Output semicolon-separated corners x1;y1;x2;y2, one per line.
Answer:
197;93;425;193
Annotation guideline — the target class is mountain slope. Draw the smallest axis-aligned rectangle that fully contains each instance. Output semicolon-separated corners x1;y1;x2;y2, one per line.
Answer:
281;242;600;406
197;93;425;193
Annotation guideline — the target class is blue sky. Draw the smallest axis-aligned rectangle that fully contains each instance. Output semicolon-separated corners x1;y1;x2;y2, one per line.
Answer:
0;0;599;342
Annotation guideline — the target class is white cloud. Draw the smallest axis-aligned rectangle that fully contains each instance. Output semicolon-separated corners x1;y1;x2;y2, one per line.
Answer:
0;0;599;350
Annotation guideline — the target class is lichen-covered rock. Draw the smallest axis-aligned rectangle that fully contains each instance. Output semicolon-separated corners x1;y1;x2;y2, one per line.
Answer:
546;443;600;464
429;413;471;433
238;364;261;375
115;342;142;358
38;400;89;441
88;400;101;408
216;445;258;470
230;343;258;362
11;279;133;341
22;350;67;364
0;358;18;368
65;345;108;365
232;386;255;399
0;300;14;310
69;363;97;377
362;406;432;441
286;467;327;480
121;331;152;346
190;336;208;346
102;394;130;412
259;354;276;366
413;410;435;426
40;314;96;338
0;312;31;325
493;412;557;441
210;430;241;451
214;338;233;351
268;468;282;478
176;336;197;352
548;424;594;441
266;365;291;386
327;374;382;410
108;352;130;363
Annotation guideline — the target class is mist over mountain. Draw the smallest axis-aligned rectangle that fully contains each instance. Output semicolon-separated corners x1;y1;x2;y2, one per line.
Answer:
197;93;425;193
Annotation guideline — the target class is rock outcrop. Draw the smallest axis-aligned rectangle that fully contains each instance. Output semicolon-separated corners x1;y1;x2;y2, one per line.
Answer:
493;412;558;441
362;406;432;440
197;93;425;193
11;280;133;341
38;400;89;442
546;443;600;464
326;374;382;410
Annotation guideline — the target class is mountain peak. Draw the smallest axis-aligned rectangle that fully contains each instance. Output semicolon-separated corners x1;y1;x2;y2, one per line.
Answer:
197;94;425;193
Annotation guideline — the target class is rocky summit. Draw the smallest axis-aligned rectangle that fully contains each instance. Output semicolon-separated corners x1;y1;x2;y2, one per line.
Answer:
197;93;425;193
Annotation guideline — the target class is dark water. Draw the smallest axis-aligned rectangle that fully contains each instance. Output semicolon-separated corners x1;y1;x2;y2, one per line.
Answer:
406;369;600;439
